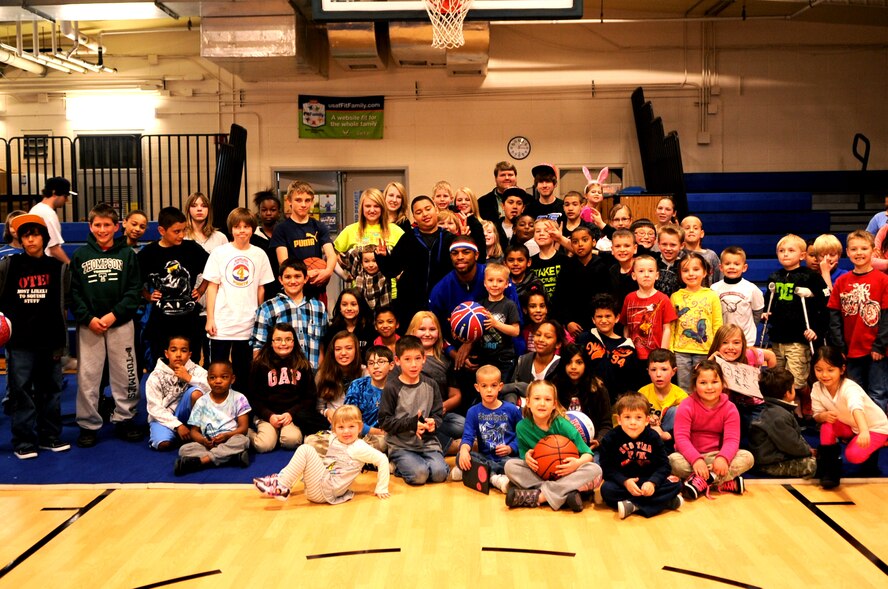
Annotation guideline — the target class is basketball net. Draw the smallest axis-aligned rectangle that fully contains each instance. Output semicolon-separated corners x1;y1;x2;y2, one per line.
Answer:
423;0;474;49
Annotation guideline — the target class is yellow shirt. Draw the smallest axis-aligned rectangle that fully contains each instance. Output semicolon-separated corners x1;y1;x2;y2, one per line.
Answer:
639;383;688;414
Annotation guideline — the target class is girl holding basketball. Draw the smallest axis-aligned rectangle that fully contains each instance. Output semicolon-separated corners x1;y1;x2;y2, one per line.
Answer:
503;380;603;512
668;360;754;501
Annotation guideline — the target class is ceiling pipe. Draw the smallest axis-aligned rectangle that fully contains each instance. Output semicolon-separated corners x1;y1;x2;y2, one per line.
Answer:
60;21;102;53
0;46;47;75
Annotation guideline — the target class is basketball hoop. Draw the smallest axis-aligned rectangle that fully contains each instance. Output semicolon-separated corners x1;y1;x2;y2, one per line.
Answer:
423;0;474;49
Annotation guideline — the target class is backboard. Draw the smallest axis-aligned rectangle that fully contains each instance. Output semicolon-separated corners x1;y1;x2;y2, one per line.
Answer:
311;0;584;22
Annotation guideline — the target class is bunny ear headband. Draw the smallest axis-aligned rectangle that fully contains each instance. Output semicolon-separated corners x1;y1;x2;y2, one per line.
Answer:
583;166;609;188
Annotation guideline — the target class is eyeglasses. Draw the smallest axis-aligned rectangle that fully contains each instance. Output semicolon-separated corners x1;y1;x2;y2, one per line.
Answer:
272;338;294;344
366;359;392;367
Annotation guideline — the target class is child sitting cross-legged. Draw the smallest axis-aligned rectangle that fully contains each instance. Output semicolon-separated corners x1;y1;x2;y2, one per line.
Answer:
450;365;522;493
749;367;816;478
146;335;210;451
342;345;395;452
174;360;251;475
504;380;603;512
637;349;687;443
668;360;753;500
378;335;449;485
599;392;684;519
253;405;390;502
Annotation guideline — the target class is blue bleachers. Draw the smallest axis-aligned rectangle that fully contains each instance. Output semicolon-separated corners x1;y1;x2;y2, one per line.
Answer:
697;211;830;235
688;192;812;213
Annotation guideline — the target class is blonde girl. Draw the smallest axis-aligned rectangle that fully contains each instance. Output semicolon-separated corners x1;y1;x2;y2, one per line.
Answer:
455;187;481;218
253;405;390;502
334;188;405;254
503;380;602;511
383;181;410;229
438;209;464;236
482;219;504;264
184;192;228;252
668;360;753;500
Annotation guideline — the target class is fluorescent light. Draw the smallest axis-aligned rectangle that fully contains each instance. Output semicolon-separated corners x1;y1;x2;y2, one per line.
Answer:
66;92;156;130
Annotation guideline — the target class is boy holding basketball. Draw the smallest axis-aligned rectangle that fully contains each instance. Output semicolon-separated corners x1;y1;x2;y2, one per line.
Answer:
450;365;522;493
475;263;521;380
269;180;336;300
599;392;683;519
378;336;448;485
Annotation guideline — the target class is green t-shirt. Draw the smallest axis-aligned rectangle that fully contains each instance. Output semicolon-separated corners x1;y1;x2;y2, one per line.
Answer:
516;415;593;459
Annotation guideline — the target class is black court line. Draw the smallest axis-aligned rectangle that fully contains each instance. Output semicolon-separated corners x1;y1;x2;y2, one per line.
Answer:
306;548;400;560
482;547;575;557
40;507;80;511
812;501;856;506
133;569;222;589
663;565;761;588
0;489;114;580
784;484;888;575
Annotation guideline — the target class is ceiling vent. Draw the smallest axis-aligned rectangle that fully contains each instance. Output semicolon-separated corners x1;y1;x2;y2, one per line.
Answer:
327;22;386;71
199;0;326;81
389;20;488;76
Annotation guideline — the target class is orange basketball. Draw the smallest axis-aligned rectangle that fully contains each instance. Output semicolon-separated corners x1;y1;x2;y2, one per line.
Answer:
303;257;329;286
532;435;579;481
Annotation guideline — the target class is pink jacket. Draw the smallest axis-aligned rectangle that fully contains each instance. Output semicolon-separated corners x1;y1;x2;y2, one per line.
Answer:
674;393;741;464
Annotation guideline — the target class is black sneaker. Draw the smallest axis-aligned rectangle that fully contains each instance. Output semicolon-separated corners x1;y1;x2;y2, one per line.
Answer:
563;490;584;513
236;450;250;468
115;421;146;442
76;428;98;448
174;456;203;476
668;495;684;511
505;487;541;508
618;500;638;519
14;446;38;460
39;439;71;453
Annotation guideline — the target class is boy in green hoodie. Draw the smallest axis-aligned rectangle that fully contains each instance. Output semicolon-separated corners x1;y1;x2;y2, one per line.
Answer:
72;203;143;448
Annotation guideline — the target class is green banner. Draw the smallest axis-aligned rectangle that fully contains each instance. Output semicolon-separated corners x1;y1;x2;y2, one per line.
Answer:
299;95;384;139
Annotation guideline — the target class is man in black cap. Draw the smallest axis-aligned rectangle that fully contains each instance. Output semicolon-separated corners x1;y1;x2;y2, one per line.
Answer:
494;187;529;248
478;161;518;223
29;177;76;264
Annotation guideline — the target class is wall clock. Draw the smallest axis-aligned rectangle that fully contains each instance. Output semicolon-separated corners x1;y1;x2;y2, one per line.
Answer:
507;136;531;160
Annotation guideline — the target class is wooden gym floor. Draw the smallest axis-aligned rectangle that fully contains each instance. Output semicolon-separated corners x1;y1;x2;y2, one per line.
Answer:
1;472;886;589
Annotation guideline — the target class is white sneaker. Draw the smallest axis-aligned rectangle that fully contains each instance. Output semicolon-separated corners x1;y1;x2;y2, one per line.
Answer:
490;474;510;493
448;467;463;482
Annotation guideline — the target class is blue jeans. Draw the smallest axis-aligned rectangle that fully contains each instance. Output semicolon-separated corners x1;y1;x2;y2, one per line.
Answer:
846;356;888;413
675;352;706;392
435;412;465;452
389;448;448;485
148;385;201;449
8;348;63;450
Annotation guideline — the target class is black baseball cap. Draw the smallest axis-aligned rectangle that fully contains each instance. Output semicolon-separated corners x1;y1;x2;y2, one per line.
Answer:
531;163;558;178
43;177;77;198
502;187;530;205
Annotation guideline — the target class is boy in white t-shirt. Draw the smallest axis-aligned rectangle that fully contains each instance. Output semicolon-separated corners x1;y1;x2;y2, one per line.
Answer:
711;246;764;347
203;208;274;396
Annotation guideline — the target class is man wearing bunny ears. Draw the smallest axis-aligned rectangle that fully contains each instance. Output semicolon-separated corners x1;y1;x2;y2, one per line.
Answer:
527;163;564;221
